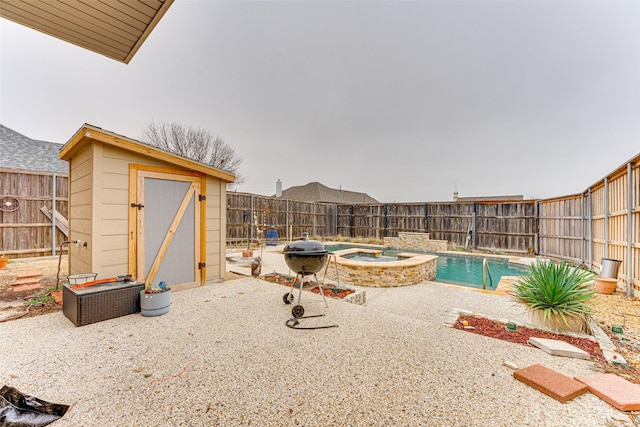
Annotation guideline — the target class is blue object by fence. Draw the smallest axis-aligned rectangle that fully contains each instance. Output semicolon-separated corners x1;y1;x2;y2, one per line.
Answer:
266;226;279;246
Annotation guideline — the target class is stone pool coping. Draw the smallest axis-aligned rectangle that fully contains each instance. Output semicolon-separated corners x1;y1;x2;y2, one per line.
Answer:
326;248;438;287
329;248;438;268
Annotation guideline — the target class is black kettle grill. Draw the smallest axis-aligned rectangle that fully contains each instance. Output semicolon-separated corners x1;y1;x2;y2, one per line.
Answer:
282;234;329;319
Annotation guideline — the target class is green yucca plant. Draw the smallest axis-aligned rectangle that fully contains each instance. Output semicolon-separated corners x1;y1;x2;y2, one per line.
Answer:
510;261;596;326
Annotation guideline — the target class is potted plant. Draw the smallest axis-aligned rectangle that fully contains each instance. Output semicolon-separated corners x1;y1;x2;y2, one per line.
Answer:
140;280;171;317
509;261;596;333
593;277;618;295
0;253;8;270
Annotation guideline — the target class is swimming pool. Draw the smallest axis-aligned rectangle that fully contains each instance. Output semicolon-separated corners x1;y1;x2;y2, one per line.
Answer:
325;244;529;289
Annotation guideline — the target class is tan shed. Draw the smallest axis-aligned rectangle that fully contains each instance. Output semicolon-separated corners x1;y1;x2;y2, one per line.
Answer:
59;124;234;289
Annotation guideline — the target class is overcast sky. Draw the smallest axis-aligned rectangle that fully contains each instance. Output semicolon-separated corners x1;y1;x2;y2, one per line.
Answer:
1;0;638;202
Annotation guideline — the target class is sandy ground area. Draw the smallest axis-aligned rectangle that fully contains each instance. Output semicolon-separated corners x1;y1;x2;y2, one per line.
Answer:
1;249;639;372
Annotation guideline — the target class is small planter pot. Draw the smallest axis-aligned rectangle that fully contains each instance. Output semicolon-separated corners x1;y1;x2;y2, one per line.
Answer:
0;257;8;269
528;309;586;333
51;290;62;304
140;289;171;317
593;277;618;295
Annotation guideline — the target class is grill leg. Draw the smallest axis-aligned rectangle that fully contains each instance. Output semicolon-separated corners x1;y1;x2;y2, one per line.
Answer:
315;273;329;308
296;274;304;305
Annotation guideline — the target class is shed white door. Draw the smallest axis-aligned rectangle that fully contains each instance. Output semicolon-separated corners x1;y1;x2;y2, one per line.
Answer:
132;170;203;288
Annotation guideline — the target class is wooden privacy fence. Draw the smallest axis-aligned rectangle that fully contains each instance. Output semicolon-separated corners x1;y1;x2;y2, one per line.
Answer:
538;155;640;293
227;153;638;292
226;193;337;246
227;193;538;253
3;155;636;292
0;169;69;258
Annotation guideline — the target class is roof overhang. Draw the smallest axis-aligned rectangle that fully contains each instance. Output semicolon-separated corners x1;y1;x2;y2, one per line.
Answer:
60;124;235;183
0;0;174;64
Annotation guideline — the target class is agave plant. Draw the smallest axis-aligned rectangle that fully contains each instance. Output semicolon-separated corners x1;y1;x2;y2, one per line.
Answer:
510;261;596;326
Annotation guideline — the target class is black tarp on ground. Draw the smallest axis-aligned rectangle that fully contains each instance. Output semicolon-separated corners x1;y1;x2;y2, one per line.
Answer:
0;385;69;427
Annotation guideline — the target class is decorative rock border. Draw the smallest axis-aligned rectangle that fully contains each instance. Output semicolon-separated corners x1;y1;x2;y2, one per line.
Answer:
444;308;626;365
384;232;448;252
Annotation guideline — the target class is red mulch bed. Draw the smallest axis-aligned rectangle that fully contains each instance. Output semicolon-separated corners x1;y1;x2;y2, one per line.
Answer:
261;273;300;287
454;315;606;363
310;286;354;299
261;273;354;299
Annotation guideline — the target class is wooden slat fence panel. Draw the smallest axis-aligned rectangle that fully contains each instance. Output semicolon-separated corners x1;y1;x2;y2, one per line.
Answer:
385;204;426;237
539;196;584;262
0;169;69;257
475;202;537;253
591;183;607;271
632;163;640;290
427;203;474;246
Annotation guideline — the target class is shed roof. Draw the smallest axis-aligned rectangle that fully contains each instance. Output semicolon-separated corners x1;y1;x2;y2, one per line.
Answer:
0;0;173;64
60;124;235;182
0;124;68;174
279;182;379;204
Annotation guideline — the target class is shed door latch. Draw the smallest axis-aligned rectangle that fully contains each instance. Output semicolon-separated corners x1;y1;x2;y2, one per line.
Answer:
131;203;144;210
199;195;206;201
198;262;206;269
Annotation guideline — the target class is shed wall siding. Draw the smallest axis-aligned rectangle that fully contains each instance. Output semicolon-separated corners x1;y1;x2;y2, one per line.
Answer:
205;176;224;279
68;146;93;275
93;144;192;277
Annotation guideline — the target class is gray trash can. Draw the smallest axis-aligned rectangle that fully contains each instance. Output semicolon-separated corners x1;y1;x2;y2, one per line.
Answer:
600;258;622;279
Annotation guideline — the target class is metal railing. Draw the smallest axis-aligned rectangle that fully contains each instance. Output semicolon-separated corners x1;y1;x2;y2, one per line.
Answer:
482;258;493;290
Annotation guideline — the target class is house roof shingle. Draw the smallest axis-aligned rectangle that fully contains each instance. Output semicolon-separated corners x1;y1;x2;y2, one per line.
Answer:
279;182;378;204
0;124;68;174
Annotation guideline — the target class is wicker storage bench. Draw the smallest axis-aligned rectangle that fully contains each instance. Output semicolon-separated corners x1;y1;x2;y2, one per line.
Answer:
62;280;144;326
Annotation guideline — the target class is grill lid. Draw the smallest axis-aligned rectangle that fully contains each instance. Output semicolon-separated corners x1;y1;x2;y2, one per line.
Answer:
283;235;326;255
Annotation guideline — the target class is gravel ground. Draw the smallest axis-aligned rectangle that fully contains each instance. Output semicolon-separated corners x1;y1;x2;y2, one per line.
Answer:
0;246;634;426
0;273;628;426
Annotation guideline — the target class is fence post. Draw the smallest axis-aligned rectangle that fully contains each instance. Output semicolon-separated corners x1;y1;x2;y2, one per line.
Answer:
313;202;317;237
286;199;289;242
536;200;540;255
52;173;57;256
588;187;593;270
383;204;388;237
424;203;428;233
473;202;477;248
627;162;633;296
604;177;609;256
250;193;254;245
350;205;354;238
580;193;585;264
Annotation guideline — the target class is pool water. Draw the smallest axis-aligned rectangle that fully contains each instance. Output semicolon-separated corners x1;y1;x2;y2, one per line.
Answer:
325;244;529;289
431;253;529;289
343;253;397;262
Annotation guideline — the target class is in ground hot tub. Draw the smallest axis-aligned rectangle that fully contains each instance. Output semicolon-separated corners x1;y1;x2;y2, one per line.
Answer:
326;248;437;287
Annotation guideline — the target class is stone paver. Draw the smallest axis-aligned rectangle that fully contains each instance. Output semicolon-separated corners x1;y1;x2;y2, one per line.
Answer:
9;278;41;286
529;337;590;360
575;374;640;411
12;283;42;292
16;270;42;279
514;364;588;403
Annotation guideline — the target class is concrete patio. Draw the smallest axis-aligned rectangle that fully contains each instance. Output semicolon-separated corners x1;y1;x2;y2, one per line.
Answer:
0;245;624;426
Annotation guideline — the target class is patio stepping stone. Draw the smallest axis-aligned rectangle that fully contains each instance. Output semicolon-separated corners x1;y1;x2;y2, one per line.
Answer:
9;278;41;286
17;270;42;279
528;337;590;360
12;283;42;293
514;364;588;403
575;374;640;411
